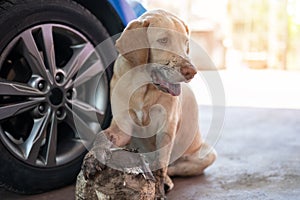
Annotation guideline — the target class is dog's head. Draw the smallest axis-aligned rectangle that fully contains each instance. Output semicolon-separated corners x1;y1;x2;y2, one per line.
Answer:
116;10;197;96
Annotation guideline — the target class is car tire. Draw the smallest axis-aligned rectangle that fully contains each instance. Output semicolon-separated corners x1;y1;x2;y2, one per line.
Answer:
0;0;114;194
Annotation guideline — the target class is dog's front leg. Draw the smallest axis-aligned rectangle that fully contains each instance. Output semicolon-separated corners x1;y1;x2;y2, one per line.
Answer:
82;122;132;180
154;128;176;199
104;121;132;147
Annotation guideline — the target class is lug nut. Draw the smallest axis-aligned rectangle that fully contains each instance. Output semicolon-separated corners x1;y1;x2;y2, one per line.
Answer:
37;80;46;91
55;75;61;82
55;72;64;84
66;88;76;100
38;82;44;90
36;103;48;116
66;91;72;100
56;107;66;120
38;105;45;113
56;110;62;117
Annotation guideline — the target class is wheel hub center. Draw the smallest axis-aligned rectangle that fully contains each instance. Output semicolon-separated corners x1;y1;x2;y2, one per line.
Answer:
49;88;64;106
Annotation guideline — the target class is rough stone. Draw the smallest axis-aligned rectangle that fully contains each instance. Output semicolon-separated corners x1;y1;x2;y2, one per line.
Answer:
75;133;157;200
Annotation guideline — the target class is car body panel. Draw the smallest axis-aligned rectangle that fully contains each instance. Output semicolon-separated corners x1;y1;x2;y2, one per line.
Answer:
108;0;146;25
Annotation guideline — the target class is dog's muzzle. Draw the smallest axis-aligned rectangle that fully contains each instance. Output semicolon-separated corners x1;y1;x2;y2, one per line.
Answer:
180;64;197;81
152;77;181;96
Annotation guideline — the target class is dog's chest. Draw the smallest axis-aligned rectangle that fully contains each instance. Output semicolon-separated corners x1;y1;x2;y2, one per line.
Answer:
130;84;178;129
132;104;150;126
130;85;156;125
135;109;144;124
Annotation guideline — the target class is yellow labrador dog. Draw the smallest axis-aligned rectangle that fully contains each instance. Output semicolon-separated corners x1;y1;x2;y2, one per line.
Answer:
101;9;216;196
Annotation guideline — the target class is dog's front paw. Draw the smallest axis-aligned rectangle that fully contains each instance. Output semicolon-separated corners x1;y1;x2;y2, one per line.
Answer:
164;175;174;192
155;190;167;200
154;169;167;199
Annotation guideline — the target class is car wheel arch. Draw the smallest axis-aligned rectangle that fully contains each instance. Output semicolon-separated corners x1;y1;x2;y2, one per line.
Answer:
74;0;125;37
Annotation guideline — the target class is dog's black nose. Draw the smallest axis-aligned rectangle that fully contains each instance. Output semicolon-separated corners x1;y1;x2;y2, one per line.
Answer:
181;65;197;81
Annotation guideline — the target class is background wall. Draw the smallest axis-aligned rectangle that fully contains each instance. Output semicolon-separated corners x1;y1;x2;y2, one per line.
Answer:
144;0;300;70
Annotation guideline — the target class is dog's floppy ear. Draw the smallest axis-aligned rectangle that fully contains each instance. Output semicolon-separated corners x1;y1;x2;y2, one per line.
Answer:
116;19;150;67
185;24;190;54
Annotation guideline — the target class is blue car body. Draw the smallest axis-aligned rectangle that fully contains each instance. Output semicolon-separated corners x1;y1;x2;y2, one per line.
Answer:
108;0;146;25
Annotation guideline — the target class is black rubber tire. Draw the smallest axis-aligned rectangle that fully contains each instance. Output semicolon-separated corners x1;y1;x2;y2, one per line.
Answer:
0;0;114;194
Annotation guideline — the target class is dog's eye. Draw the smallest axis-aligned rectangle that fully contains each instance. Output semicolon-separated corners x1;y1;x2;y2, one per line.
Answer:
157;37;168;44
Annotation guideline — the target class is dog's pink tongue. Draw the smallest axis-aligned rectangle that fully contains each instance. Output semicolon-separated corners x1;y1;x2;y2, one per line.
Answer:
167;83;181;96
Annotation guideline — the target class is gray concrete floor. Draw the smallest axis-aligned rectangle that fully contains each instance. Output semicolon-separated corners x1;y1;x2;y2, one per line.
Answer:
1;106;300;200
168;107;300;200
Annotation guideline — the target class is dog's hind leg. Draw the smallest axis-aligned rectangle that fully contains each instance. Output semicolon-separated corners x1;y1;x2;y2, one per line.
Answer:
167;143;217;176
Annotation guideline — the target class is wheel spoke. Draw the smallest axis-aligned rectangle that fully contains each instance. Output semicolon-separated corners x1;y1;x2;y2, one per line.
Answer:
20;29;51;83
20;109;51;163
65;104;98;143
70;99;105;123
45;111;57;166
41;25;56;78
69;59;105;87
0;98;44;121
64;43;94;84
0;79;43;96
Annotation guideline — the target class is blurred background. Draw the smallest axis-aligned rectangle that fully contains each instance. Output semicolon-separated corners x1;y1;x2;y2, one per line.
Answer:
143;0;300;109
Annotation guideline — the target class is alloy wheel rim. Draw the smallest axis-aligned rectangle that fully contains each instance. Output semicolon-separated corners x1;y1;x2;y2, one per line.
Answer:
0;24;108;167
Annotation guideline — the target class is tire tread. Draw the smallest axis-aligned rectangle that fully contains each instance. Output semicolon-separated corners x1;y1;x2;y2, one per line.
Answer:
0;0;17;18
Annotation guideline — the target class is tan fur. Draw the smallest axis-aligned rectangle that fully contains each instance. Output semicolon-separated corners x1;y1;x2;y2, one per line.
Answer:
104;10;217;192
